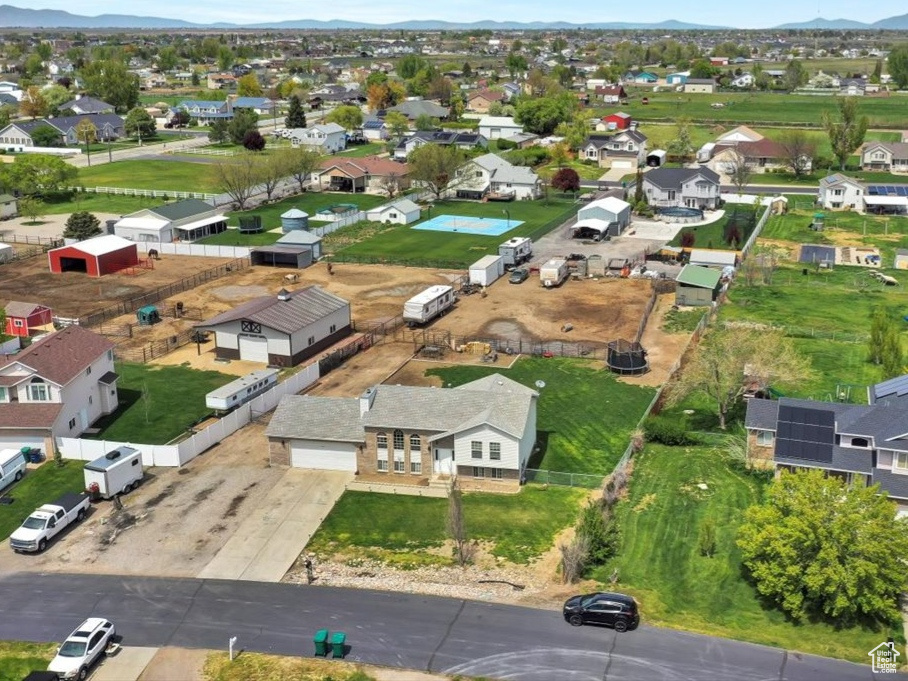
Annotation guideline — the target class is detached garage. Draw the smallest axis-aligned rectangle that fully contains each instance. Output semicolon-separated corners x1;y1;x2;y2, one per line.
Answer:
577;197;631;235
48;235;138;277
266;394;363;471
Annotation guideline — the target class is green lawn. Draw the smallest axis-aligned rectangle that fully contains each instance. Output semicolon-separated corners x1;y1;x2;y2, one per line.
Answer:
308;485;584;565
601;445;901;664
337;142;387;158
195;228;283;247
0;460;85;540
76;160;220;193
540;159;604;181
428;358;656;474
619;91;908;127
215;193;390;231
0;641;58;680
668;207;758;249
334;197;580;268
88;363;234;444
33;191;163;216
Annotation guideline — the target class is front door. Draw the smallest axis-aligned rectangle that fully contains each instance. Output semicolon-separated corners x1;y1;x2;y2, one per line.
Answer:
79;408;89;430
433;448;454;475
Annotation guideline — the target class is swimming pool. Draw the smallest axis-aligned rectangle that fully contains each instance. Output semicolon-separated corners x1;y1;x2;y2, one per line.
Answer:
316;203;358;216
658;206;704;218
412;214;523;236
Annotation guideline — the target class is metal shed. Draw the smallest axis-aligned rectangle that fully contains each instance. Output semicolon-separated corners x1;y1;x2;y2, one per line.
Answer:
251;245;314;269
675;264;722;306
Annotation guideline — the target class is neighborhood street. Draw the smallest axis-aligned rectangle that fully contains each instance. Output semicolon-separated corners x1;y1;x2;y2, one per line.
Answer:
0;572;893;680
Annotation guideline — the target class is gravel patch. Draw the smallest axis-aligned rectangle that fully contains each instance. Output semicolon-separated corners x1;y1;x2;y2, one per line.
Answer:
212;284;269;300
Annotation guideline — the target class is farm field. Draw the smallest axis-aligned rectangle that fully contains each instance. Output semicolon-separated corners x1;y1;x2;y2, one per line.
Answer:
77;159;221;193
334;197;580;267
601;444;899;664
618;91;908;127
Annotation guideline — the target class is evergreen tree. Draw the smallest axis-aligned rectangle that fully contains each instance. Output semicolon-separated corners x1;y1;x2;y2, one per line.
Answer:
285;94;307;129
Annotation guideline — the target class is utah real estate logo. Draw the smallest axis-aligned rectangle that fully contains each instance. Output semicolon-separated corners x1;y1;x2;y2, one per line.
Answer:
869;640;900;674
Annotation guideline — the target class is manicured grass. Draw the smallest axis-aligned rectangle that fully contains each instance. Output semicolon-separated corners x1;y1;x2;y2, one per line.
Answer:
88;363;234;445
0;460;85;540
620;91;908;127
195;228;283;247
77;160;220;193
667;207;758;249
335;197;580;267
218;192;389;230
337;142;387;158
0;641;58;680
429;358;656;474
36;191;163;216
308;485;584;565
748;169;908;187
540;159;604;181
600;445;901;663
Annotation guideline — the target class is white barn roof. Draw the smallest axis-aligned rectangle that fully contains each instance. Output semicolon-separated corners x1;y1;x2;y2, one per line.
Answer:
70;235;137;256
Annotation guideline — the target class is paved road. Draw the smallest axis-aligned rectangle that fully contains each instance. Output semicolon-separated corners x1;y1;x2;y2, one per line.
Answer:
0;573;893;680
585;179;819;196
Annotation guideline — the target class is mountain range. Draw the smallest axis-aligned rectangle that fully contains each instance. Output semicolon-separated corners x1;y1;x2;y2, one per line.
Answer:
1;5;907;30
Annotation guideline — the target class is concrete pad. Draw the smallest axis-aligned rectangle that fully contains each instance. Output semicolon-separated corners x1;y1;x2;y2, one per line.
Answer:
197;469;352;582
137;647;208;681
92;647;158;681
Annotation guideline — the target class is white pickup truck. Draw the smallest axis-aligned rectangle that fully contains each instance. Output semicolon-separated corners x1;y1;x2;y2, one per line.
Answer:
9;492;90;553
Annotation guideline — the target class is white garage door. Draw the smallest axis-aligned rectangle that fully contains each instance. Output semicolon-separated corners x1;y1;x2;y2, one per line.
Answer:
611;159;633;169
238;335;269;363
0;435;45;451
291;440;357;471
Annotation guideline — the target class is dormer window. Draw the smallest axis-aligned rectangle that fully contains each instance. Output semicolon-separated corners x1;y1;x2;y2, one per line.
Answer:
28;378;49;401
851;437;869;448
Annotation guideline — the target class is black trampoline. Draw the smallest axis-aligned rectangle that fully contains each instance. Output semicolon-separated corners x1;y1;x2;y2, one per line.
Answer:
607;339;648;375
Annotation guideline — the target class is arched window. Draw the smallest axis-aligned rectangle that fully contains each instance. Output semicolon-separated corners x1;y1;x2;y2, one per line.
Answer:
409;434;421;451
851;437;869;448
376;433;388;452
393;429;405;451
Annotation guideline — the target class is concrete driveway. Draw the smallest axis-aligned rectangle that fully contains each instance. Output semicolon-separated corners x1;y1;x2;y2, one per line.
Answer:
197;468;352;582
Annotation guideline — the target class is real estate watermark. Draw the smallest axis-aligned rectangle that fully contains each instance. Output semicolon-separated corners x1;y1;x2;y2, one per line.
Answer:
868;640;900;674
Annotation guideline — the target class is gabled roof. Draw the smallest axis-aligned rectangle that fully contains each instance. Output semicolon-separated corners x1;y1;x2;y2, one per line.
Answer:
4;301;51;318
277;230;322;246
52;234;135;257
198;285;349;336
468;153;539;186
819;173;863;189
146;199;215;222
267;395;364;442
716;125;763;143
371;198;421;214
0;403;64;429
478;116;521;127
644;167;719;190
59;96;113;114
0;326;113;386
16;114;124;135
469;89;506;102
389;99;449;120
318;156;409;178
863;141;908;158
231;97;272;108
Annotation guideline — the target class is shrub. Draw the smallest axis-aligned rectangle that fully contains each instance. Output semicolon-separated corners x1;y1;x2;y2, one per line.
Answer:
576;500;621;568
496;138;517;150
643;416;700;446
698;518;717;557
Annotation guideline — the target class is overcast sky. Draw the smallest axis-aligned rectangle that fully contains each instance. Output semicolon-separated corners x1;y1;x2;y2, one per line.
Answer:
21;1;908;27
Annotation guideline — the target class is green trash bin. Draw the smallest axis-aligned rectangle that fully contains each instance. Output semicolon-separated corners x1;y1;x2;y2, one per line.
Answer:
331;631;346;659
313;629;329;657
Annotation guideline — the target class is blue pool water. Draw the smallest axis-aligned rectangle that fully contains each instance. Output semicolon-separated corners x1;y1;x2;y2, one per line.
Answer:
658;206;704;218
413;214;523;236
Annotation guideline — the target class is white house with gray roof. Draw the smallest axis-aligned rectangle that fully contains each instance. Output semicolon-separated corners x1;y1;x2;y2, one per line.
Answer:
818;173;864;210
196;285;351;366
453;153;542;201
113;198;226;243
287;123;347;153
642;167;720;209
266;373;538;489
366;198;421;225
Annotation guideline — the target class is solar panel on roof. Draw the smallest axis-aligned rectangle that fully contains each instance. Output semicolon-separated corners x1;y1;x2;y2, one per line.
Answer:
775;404;834;463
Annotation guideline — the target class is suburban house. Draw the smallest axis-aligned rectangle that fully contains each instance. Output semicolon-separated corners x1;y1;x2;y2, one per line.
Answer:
478;116;524;141
174;100;232;125
642;167;721;209
365;198;422;225
0;114;125;147
197;286;352;367
581;130;647;170
716;126;764;144
59;96;115;115
206;72;237;90
594;85;627;104
674;265;722;306
839;78;867;96
623;70;658;84
818;173;864;210
467;89;507;113
287;123;347;153
388;99;449;122
0;325;119;452
703;138;810;175
265;373;538;490
230;96;274;115
684;78;717;94
313;156;411;194
114;199;227;243
744;381;908;516
392;130;487;160
666;72;689;86
861;142;908;174
4;302;53;338
453;153;542;201
362;118;389;141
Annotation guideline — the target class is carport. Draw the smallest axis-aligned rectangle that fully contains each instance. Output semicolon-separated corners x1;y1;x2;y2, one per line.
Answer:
863;196;908;216
251;245;313;269
571;219;613;241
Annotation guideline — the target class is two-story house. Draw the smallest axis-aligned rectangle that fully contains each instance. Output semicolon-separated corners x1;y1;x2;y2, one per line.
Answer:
266;374;537;491
287;123;347;153
818;173;864;210
581;131;647;170
641;167;720;209
745;380;908;516
174;100;232;126
0;326;119;452
861;142;908;174
453;153;542;201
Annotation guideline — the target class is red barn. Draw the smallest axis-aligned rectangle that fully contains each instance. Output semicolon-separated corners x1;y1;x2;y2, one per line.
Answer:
602;112;632;130
4;301;53;337
48;235;139;277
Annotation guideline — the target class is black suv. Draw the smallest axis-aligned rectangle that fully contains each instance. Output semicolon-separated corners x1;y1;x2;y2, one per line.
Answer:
562;592;639;632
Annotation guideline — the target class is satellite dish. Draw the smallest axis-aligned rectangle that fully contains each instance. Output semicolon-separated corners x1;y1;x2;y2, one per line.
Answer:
535;380;546;389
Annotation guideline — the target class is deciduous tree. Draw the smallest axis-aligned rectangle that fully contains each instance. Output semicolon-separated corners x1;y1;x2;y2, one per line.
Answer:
236;73;262;97
407;143;468;200
783;59;808;91
724;147;753;195
80;59;140;112
888;45;908;89
447;477;474;567
667;325;812;429
737;469;908;624
551;167;580;194
286;147;322;193
19;85;47;119
125;107;156;140
30;125;60;148
208;118;229;144
514;93;574;135
213;153;260;210
1;154;77;196
242;129;266;151
778;129;816;177
63;211;101;240
823;97;868;170
384;111;410;140
324;105;363;131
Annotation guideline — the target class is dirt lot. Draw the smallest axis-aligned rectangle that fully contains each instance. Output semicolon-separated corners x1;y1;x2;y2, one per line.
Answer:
0;423;285;577
0;251;235;318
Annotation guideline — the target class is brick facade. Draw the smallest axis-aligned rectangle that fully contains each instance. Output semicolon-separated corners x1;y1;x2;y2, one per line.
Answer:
359;428;433;480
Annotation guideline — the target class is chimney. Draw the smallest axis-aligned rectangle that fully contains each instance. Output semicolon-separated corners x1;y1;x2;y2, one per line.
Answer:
359;387;376;416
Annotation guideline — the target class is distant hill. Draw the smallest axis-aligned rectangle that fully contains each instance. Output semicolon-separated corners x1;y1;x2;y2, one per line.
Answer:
0;5;905;30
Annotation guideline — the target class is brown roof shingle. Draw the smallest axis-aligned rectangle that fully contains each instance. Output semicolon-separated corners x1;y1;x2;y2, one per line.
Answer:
5;326;114;386
318;156;409;179
0;402;63;429
4;301;51;318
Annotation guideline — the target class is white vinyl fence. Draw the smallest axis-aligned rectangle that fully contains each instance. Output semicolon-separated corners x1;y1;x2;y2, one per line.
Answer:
55;363;320;468
135;242;251;258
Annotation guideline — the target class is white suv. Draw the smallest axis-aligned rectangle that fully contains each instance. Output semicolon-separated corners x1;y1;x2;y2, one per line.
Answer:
47;617;116;680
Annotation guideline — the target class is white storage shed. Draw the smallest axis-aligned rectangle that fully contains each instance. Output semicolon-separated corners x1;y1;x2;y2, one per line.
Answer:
577;197;631;235
469;255;505;286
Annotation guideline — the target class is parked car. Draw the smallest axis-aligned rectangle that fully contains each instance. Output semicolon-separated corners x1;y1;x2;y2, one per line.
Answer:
562;592;639;632
47;617;116;680
508;268;529;284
